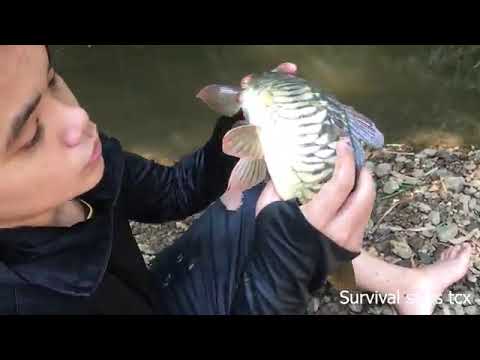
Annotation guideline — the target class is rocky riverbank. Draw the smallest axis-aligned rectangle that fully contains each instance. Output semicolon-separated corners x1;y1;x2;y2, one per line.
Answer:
131;143;480;315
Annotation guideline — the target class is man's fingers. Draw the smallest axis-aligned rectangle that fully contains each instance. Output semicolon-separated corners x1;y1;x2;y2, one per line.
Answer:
241;63;298;89
301;140;356;227
241;74;253;89
272;62;298;75
330;168;376;234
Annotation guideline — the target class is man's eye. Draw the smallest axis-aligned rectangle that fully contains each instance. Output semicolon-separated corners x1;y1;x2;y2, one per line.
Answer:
24;120;43;150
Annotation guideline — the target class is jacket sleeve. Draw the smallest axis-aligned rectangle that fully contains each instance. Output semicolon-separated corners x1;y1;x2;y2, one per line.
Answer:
122;116;239;223
231;200;360;315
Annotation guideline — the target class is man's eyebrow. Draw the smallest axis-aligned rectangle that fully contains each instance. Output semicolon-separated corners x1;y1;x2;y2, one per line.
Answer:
6;94;42;151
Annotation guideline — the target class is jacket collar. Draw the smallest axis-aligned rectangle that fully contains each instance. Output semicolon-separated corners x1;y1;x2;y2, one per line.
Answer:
0;133;125;296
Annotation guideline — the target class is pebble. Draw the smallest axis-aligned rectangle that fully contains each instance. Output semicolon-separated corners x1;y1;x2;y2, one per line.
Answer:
383;179;400;195
307;297;320;313
422;148;437;157
175;222;189;231
412;169;425;178
437;223;459;243
396;156;409;163
465;306;478;315
418;203;432;213
421;229;434;238
348;303;363;313
474;257;480;271
465;187;477;195
444;177;466;193
467;273;478;283
470;198;478;209
375;163;392;178
437;168;452;178
465;162;477;171
367;307;383;315
471;180;480;189
475;298;480;306
442;306;452;315
423;159;435;169
390;238;414;259
418;252;434;263
454;304;465;315
430;211;441;226
366;161;376;174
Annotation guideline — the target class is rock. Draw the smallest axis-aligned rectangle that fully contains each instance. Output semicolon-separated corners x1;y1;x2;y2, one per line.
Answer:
444;177;465;193
442;306;452;315
418;203;432;213
307;297;320;313
375;163;392;178
475;298;480;306
423;149;438;157
437;223;459;243
465;162;477;171
383;179;400;195
465;306;478;315
381;307;395;316
438;150;452;160
437;169;452;178
412;169;425;178
421;229;434;238
175;222;189;231
430;211;441;226
465;187;477;195
454;304;465;315
467;273;478;283
418;252;434;264
367;307;383;315
471;180;480;189
396;156;408;163
423;159;435;169
409;237;425;251
474;257;480;271
366;161;376;174
469;198;478;210
423;148;438;157
390;238;414;259
348;303;363;313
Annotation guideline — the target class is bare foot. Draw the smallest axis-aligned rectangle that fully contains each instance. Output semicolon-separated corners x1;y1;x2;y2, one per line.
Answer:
396;243;472;315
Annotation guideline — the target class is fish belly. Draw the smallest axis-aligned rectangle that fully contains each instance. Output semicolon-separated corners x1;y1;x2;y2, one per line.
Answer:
259;119;339;203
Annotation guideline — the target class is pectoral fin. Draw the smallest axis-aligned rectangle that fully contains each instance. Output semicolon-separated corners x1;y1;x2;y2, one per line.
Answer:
327;261;357;291
196;85;242;117
223;125;264;159
220;158;268;211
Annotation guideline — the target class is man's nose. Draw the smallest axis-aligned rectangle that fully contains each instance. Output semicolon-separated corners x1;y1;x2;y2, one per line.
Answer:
60;106;92;147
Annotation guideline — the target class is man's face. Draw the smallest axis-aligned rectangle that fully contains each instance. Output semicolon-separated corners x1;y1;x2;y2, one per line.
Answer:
0;45;104;224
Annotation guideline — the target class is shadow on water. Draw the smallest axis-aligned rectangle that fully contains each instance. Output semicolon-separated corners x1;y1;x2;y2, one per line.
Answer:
50;45;480;162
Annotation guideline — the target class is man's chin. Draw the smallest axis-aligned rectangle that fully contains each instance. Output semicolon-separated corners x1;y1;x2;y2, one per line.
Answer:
82;156;105;194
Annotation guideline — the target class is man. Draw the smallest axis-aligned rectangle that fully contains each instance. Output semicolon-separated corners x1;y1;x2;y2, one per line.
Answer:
0;45;471;315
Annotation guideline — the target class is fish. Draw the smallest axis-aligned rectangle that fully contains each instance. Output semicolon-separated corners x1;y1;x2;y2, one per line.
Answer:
197;69;384;291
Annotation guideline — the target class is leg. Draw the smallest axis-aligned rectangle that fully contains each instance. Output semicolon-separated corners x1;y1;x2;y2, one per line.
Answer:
149;185;265;315
353;243;472;315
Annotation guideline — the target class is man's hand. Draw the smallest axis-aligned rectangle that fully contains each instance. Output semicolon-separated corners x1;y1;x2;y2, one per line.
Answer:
256;139;377;254
240;62;298;89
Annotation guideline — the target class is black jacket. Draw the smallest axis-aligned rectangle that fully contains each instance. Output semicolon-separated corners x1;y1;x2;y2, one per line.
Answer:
0;116;356;315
